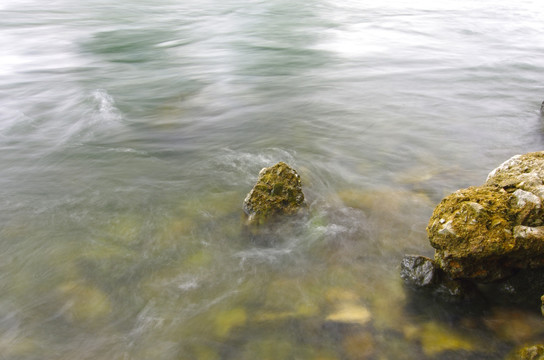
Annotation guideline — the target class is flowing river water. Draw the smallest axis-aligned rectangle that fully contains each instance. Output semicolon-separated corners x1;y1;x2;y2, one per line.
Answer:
1;0;544;358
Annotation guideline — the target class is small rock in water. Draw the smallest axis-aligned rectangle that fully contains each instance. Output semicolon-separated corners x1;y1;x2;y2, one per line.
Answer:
507;344;544;360
400;255;439;288
243;162;305;225
325;303;372;326
419;321;478;357
400;254;480;302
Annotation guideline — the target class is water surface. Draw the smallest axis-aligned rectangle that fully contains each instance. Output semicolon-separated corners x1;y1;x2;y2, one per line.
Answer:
1;0;544;358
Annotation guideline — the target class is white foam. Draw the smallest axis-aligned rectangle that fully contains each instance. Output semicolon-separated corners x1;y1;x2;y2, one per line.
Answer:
92;89;122;122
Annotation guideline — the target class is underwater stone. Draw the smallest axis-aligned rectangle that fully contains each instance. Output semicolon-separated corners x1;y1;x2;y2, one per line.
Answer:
58;281;111;323
507;344;544;360
214;308;247;338
483;308;544;343
400;255;438;288
243;162;305;225
419;321;477;356
342;332;375;360
426;151;544;282
325;303;372;326
400;254;479;301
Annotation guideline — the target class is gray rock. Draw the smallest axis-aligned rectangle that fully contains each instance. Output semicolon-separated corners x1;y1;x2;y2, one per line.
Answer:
400;255;439;288
400;254;479;301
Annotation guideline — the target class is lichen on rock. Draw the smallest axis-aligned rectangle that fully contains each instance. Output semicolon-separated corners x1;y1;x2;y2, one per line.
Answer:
426;151;544;282
242;162;306;225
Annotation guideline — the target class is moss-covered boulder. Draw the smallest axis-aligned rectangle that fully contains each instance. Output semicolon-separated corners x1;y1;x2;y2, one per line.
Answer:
427;151;544;282
243;162;305;225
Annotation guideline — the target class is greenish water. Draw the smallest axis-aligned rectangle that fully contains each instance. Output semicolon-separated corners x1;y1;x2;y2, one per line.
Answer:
1;0;544;358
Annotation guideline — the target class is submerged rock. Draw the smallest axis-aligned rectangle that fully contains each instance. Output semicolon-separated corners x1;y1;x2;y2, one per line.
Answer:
426;151;544;282
507;344;544;360
214;307;247;338
243;162;305;225
342;331;375;360
325;303;372;326
400;254;480;301
418;321;478;357
400;255;439;288
483;307;544;343
57;281;111;324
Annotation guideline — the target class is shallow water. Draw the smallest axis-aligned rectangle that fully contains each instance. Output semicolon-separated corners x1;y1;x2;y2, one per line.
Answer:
1;0;544;358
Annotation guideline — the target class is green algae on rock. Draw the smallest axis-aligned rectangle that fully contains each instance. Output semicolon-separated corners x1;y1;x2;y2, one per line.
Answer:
427;186;518;281
426;151;544;282
507;344;544;360
243;162;306;225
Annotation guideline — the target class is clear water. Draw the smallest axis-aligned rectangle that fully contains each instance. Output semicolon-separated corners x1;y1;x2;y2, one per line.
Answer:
1;0;544;358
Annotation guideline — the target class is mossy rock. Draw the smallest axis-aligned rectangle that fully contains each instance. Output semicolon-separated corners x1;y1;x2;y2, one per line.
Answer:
427;152;544;282
243;162;306;225
427;186;518;281
486;151;544;196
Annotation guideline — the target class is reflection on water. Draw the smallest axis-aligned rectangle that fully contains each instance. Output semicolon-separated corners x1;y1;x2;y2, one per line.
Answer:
1;0;544;358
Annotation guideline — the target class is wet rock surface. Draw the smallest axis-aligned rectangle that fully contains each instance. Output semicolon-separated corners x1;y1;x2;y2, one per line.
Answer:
400;255;439;288
426;151;544;282
402;150;544;329
400;255;481;302
243;162;306;226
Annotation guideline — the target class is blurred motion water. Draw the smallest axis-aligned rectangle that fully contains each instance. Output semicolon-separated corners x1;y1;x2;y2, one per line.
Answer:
1;0;544;358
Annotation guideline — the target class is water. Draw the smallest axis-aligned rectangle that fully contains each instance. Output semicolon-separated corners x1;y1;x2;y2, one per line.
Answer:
1;0;543;358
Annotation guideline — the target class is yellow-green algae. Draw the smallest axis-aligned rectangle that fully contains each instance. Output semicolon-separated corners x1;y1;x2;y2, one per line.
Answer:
104;214;144;245
427;151;544;281
418;321;479;356
507;344;544;360
214;307;248;338
427;186;520;280
243;162;305;225
57;281;112;324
